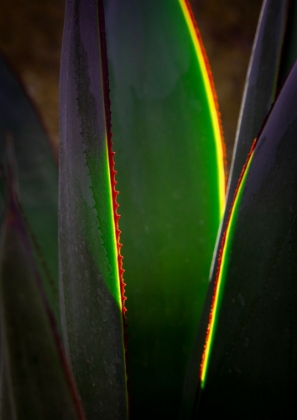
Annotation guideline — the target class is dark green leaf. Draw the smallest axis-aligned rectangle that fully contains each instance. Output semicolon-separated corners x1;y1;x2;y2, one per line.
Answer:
197;60;297;418
0;55;59;321
228;0;288;211
59;0;128;417
277;0;297;90
0;193;85;420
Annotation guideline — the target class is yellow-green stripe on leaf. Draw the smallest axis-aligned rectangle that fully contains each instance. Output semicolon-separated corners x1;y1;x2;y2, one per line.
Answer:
104;0;225;417
197;60;297;419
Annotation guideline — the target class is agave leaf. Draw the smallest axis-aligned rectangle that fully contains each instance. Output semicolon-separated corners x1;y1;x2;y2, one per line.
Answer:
196;60;297;418
59;0;128;418
104;0;225;417
0;188;85;419
0;55;59;321
228;0;288;212
180;2;288;413
277;0;297;90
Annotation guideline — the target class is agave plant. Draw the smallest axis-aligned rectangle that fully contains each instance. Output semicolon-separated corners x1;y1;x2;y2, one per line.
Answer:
0;0;297;419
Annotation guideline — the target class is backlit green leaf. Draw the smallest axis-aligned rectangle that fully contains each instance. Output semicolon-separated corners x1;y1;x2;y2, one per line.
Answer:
104;0;225;417
181;3;289;412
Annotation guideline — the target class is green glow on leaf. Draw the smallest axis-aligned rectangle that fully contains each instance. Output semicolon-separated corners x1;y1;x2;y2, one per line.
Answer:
179;0;226;218
200;140;256;388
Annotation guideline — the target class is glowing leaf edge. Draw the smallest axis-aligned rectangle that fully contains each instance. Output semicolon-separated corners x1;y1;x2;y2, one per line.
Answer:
179;0;226;218
200;138;257;387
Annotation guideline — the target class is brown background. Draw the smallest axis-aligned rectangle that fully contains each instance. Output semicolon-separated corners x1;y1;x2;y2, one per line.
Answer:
0;0;263;172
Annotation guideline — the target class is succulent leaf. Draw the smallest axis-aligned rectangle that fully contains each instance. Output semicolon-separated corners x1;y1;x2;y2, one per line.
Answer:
228;0;288;204
104;0;225;417
59;0;128;418
0;55;59;322
2;1;297;418
0;185;85;420
181;3;289;413
197;59;297;418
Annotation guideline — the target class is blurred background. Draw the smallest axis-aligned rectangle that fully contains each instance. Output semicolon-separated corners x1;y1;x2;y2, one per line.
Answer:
0;0;262;173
